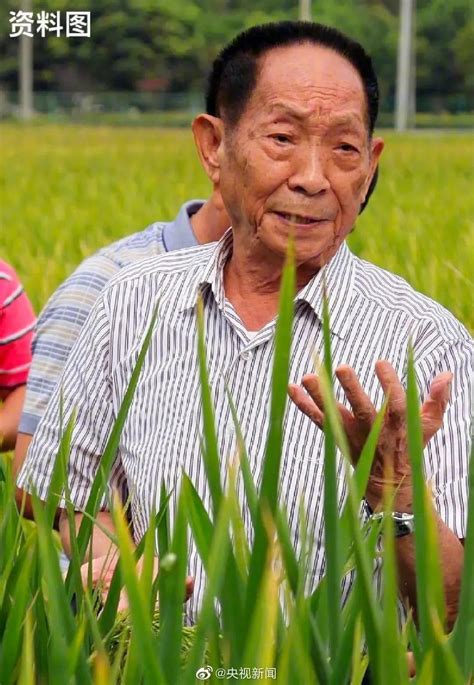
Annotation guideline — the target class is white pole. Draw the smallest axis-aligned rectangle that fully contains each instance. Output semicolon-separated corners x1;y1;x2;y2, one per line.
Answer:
395;0;414;131
19;0;33;120
299;0;311;22
409;0;417;126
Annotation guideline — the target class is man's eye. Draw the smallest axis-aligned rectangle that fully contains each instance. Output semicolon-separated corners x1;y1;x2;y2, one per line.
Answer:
338;143;359;153
270;134;292;144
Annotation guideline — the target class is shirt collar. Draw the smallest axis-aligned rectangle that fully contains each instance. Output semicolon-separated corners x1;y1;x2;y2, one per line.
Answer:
177;230;355;340
295;241;355;340
177;228;233;312
162;199;206;252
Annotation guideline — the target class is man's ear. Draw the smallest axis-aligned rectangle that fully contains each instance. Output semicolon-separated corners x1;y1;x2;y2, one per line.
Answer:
192;114;224;185
362;136;384;203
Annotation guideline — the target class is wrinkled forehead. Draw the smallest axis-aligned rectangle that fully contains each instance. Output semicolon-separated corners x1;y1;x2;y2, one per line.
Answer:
244;43;368;128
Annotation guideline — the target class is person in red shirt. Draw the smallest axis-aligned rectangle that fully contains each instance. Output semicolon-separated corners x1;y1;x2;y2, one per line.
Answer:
0;260;36;451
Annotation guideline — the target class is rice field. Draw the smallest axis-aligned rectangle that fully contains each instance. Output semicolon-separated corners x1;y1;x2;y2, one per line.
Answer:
0;124;473;684
0;124;473;331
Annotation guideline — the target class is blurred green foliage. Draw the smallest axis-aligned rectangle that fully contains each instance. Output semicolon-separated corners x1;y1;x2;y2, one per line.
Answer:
0;0;473;112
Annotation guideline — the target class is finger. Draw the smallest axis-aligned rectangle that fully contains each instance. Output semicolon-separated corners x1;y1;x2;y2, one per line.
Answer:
333;403;366;465
301;374;325;410
80;557;103;589
288;384;324;429
335;401;356;425
375;360;406;424
185;576;194;602
406;652;416;678
117;588;129;613
334;402;361;444
80;554;117;590
303;373;360;427
331;400;360;440
301;374;356;427
335;365;376;427
421;372;453;444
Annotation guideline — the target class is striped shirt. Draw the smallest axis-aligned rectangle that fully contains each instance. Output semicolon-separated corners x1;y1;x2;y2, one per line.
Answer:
0;260;36;389
18;199;204;434
18;231;472;624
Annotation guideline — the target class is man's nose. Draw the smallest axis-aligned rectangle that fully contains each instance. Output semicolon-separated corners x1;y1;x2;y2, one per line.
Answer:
287;147;330;196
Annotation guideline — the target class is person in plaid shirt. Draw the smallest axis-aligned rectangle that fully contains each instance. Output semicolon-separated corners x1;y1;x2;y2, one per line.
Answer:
0;260;36;451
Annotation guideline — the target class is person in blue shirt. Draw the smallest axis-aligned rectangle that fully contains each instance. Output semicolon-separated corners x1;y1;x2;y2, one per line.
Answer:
14;190;231;514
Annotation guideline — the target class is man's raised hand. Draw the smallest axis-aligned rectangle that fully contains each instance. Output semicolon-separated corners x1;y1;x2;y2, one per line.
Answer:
288;360;453;510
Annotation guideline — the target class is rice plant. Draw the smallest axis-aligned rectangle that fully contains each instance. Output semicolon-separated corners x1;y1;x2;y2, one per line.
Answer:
0;254;472;684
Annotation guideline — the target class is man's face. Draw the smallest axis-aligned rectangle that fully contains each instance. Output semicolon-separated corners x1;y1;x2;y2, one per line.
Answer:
217;43;383;270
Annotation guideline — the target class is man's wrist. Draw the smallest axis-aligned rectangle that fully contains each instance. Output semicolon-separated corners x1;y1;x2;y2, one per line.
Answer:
365;481;414;514
391;493;414;514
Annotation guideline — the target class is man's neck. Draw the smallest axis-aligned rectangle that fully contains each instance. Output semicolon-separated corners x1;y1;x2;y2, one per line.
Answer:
223;240;319;331
191;202;230;244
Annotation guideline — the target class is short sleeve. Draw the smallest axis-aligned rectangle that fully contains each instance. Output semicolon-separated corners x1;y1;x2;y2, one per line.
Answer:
0;261;36;389
17;292;123;510
18;253;120;435
415;337;473;538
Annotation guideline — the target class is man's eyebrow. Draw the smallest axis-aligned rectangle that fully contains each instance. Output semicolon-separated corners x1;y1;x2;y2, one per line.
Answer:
264;103;309;121
264;105;365;130
329;113;366;130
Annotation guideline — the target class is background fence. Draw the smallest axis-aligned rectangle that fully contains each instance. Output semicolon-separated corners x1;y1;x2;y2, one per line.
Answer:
1;90;473;129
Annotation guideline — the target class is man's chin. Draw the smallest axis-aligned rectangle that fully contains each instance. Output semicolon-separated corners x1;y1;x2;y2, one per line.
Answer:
256;221;340;266
292;240;343;272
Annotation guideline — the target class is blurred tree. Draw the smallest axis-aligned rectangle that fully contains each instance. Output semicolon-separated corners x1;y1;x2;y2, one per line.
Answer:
310;0;397;104
452;18;474;95
415;0;472;107
0;0;471;112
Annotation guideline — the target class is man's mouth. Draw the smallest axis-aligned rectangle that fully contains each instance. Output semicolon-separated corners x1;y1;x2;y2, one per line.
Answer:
273;211;328;225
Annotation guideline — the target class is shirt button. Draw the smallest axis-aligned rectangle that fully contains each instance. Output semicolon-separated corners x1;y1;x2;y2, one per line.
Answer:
241;351;251;360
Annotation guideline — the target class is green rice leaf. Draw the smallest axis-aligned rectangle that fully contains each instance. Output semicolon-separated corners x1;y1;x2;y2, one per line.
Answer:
350;616;368;685
181;474;213;562
242;516;279;670
450;446;474;679
44;405;76;528
406;344;446;651
111;494;164;685
329;588;361;685
245;244;295;628
31;488;91;683
196;294;223;518
275;505;300;597
99;499;170;638
122;633;144;685
0;547;33;683
31;560;50;682
157;480;172;559
183;472;245;661
181;492;232;684
381;493;409;685
320;292;343;659
158;488;188;684
16;607;35;685
227;459;250;577
343;462;382;683
226;387;258;526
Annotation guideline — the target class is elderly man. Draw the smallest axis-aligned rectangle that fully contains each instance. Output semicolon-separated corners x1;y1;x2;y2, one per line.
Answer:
18;22;471;627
